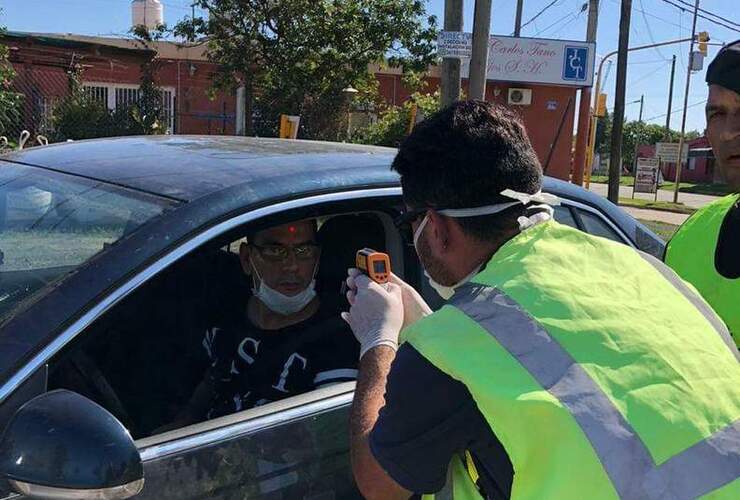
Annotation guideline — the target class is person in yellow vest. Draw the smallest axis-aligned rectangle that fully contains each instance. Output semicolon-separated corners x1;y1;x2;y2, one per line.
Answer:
665;40;740;345
342;100;740;500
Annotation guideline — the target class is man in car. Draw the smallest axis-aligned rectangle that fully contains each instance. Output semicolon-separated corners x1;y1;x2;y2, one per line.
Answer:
665;40;739;345
172;219;359;426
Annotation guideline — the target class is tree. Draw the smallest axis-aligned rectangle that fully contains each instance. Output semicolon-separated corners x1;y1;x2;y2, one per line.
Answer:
353;91;441;147
176;0;438;138
595;112;701;171
0;20;23;138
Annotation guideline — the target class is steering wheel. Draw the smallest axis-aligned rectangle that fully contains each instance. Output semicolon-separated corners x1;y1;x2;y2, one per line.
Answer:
67;351;138;436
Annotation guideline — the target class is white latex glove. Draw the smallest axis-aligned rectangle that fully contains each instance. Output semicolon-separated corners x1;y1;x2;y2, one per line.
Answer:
342;270;404;359
346;269;433;332
389;272;433;330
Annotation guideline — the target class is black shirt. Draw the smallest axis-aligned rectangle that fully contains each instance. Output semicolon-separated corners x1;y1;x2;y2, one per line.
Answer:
370;344;514;498
202;302;359;419
716;200;740;279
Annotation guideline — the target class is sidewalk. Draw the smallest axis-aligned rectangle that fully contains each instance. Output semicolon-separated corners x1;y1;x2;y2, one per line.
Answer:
621;207;690;225
588;183;721;210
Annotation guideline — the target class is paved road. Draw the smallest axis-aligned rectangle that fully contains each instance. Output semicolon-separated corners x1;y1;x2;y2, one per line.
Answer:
588;183;721;209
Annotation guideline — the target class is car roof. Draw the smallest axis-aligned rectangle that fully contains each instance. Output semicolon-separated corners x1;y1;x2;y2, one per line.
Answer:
2;136;400;202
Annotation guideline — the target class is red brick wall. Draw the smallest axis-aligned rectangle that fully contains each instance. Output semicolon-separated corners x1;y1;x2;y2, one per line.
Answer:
5;37;235;136
375;72;577;181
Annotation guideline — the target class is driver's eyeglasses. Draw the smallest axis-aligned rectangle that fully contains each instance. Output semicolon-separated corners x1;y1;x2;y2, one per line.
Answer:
252;243;320;262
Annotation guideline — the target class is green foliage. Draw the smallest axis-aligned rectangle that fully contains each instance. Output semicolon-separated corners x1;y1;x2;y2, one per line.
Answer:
176;0;438;137
0;22;23;137
595;112;701;169
353;91;441;147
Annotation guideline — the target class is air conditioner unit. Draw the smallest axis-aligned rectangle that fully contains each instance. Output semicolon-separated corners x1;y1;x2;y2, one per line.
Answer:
508;88;532;106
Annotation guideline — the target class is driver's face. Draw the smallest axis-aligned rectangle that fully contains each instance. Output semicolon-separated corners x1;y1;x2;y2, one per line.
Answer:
241;221;320;296
706;84;740;190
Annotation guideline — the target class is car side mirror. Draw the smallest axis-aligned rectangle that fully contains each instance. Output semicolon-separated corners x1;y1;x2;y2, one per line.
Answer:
0;389;143;499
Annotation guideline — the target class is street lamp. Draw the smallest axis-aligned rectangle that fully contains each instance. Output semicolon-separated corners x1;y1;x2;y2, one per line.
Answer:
342;86;359;141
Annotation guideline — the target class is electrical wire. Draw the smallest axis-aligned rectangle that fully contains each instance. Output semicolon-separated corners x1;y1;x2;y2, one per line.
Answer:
518;0;563;34
643;98;707;122
672;0;740;29
661;0;740;34
638;0;670;60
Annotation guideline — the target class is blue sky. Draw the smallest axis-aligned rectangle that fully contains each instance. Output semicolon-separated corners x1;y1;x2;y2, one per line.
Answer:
2;0;738;132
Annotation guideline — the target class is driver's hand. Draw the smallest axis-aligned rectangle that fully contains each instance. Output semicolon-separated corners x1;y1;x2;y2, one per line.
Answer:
342;270;403;359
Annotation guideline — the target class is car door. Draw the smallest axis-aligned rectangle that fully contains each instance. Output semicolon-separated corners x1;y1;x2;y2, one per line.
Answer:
0;187;406;500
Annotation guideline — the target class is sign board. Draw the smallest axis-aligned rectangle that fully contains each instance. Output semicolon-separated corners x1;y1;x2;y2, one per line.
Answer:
438;31;473;58
456;35;595;87
655;142;689;164
634;158;660;196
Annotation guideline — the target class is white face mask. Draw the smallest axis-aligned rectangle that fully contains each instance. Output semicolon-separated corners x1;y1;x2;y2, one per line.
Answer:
413;215;479;300
250;260;317;316
411;189;560;300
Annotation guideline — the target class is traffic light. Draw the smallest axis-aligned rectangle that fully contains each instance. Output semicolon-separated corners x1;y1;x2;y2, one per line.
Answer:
697;31;710;57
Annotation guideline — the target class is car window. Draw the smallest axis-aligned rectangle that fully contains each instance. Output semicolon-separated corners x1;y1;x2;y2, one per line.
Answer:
576;209;625;243
553;205;578;228
0;162;173;323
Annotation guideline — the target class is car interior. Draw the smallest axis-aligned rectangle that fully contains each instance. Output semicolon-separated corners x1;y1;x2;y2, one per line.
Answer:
45;206;409;439
38;194;633;440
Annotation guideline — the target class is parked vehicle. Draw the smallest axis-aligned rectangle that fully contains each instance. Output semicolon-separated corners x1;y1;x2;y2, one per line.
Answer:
0;136;663;499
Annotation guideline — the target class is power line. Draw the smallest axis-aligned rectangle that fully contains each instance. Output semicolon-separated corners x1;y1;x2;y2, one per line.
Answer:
519;0;562;33
638;0;669;60
661;0;740;34
672;0;740;29
608;0;685;31
643;98;707;122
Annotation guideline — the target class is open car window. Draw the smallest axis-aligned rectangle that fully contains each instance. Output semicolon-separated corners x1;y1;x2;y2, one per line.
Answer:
43;206;401;440
0;161;174;324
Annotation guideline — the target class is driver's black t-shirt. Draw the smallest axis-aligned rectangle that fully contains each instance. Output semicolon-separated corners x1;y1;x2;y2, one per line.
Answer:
202;302;359;419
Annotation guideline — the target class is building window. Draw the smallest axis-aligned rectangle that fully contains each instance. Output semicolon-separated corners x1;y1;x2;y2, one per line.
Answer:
688;158;696;171
83;85;109;106
83;82;176;133
115;87;141;110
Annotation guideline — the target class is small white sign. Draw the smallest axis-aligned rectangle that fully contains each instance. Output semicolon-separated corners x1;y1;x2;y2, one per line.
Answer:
634;158;660;194
655;142;689;164
438;31;473;58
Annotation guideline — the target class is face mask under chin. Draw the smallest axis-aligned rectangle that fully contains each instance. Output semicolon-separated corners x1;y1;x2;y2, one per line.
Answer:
250;259;318;316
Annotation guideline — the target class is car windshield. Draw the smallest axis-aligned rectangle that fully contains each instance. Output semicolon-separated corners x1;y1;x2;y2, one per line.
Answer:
0;162;174;322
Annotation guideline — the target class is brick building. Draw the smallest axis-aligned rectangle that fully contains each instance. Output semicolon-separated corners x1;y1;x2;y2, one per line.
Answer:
636;136;719;184
2;31;236;137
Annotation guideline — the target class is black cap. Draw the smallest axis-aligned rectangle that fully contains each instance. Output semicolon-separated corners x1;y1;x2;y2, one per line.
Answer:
706;40;740;95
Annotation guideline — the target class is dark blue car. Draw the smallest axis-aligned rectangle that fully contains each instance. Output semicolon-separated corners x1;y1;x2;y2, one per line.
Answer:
0;136;663;499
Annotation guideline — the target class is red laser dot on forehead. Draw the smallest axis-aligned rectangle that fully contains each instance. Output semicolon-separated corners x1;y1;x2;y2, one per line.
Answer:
288;225;296;233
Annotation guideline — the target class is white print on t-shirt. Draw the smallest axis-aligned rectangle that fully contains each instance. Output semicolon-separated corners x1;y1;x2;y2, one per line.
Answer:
272;352;308;393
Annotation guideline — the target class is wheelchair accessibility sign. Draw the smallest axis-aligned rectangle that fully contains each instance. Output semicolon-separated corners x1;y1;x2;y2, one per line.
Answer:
563;46;590;82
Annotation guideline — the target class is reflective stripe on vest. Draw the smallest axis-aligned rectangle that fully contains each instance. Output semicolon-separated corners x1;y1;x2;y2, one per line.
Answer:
450;283;740;499
404;221;740;499
665;194;740;345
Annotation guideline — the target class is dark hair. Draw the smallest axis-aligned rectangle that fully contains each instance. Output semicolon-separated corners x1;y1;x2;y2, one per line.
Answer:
391;100;543;241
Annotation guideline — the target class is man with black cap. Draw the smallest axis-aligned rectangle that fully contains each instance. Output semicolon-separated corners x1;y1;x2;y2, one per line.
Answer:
665;41;740;346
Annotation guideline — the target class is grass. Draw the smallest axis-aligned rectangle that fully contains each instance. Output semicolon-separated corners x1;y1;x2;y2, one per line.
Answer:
589;175;731;196
618;198;697;215
637;219;680;240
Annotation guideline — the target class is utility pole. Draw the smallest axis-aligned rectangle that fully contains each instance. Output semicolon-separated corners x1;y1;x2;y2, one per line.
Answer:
665;54;676;140
607;0;632;204
469;0;493;100
673;0;700;204
639;94;644;122
514;0;524;37
441;0;464;108
572;0;599;185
